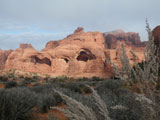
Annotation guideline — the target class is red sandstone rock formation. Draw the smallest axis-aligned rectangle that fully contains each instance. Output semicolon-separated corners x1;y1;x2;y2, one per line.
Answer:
104;30;146;49
1;27;146;78
0;49;13;70
19;43;34;50
153;26;160;48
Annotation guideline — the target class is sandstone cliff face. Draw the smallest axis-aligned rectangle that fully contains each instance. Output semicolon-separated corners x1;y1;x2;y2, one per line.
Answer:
0;50;13;70
153;26;160;48
104;30;146;49
2;27;146;78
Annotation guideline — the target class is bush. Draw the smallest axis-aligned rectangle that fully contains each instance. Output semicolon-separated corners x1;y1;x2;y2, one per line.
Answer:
5;81;17;88
0;87;37;120
91;76;104;81
95;79;144;120
55;76;68;82
60;82;86;94
77;77;90;81
37;91;63;113
0;75;8;82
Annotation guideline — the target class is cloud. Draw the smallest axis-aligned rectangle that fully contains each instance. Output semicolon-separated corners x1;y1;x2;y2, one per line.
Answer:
0;0;160;50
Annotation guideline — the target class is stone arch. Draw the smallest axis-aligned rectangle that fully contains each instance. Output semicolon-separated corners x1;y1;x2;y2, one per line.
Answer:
64;58;69;63
76;49;96;62
31;56;51;66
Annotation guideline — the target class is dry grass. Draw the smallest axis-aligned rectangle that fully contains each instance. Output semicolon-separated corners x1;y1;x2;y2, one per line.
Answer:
51;86;111;120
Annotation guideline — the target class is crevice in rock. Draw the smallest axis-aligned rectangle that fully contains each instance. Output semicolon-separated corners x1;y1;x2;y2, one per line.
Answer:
64;58;69;63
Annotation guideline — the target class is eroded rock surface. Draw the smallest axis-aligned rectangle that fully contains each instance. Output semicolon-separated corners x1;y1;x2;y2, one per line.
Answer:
2;27;146;78
0;50;13;70
104;30;146;49
153;26;160;48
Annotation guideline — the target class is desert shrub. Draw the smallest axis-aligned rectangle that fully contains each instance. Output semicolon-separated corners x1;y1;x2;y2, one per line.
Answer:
37;89;63;113
59;82;92;94
32;75;40;81
0;87;37;120
96;79;123;92
6;69;16;80
5;81;17;88
17;81;29;87
82;85;92;94
61;82;83;93
44;74;51;82
55;76;68;82
31;84;64;113
46;77;57;83
31;84;57;93
46;76;74;83
22;76;39;86
95;79;144;120
91;76;104;81
0;75;8;82
18;75;24;79
32;82;41;87
77;77;90;81
37;91;62;113
24;76;37;83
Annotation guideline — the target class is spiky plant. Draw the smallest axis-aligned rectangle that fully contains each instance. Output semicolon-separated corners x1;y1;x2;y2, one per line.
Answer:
51;86;111;120
107;20;160;120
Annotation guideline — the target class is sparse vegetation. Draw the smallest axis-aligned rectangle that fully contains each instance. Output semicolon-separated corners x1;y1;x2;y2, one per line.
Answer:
0;87;36;120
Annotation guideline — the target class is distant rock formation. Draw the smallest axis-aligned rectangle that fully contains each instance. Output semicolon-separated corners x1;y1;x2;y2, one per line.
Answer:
104;30;146;49
19;43;34;50
1;27;146;78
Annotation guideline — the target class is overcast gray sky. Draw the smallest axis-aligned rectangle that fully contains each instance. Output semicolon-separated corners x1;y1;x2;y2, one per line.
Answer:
0;0;159;50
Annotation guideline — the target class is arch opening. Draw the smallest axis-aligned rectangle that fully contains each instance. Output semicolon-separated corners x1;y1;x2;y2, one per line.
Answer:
31;56;51;66
77;49;96;62
64;58;69;63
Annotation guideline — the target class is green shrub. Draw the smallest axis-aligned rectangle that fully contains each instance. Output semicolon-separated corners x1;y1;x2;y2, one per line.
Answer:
6;69;16;79
95;79;144;120
5;81;17;88
77;77;90;81
0;75;8;82
33;86;64;113
37;92;63;113
91;76;104;81
60;82;85;93
0;87;37;120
